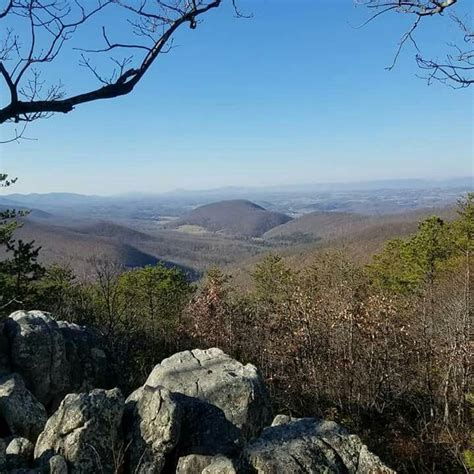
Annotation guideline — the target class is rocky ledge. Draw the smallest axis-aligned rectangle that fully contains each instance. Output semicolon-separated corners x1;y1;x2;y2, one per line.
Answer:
0;310;395;473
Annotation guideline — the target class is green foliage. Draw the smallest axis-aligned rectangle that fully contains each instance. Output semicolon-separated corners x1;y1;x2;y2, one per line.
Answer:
251;254;295;303
0;174;20;246
451;193;474;255
119;263;192;333
368;196;474;295
368;214;459;293
32;265;77;316
0;239;45;313
0;174;39;313
57;262;194;390
409;216;452;280
463;392;474;471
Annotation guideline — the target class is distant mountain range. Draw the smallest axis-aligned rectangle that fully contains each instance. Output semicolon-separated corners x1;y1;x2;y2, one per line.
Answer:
0;183;467;277
1;177;470;221
162;177;473;196
3;176;471;203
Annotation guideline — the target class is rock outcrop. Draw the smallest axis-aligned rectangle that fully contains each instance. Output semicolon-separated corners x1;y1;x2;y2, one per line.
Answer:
4;311;110;410
124;385;182;473
170;393;241;457
0;373;47;441
243;415;395;474
34;388;124;473
0;310;395;473
146;348;272;440
5;311;69;409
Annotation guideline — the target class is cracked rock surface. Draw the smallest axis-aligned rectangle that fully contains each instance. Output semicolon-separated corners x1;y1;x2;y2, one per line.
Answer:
4;311;110;411
124;384;182;473
34;388;124;474
0;373;47;441
145;348;272;441
243;416;395;474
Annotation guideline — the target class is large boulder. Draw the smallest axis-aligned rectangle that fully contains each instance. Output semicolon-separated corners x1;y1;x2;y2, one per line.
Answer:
145;348;272;441
124;385;182;473
0;373;47;441
243;416;395;473
5;311;68;408
4;311;109;410
34;388;124;474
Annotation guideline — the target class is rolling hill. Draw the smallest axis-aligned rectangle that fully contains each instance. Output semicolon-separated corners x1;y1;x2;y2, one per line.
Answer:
263;207;456;244
8;220;159;275
3;216;270;279
4;219;205;279
227;207;458;289
167;200;292;237
264;212;365;242
0;196;458;283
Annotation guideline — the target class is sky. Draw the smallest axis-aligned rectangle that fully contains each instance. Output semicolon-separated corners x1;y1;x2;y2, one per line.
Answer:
1;0;472;195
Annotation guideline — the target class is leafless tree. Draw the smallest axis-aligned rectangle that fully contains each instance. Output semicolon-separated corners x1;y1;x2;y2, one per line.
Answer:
359;1;473;87
0;0;228;130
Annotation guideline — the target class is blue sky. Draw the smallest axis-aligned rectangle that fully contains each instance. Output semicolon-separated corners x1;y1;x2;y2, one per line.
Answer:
1;0;472;195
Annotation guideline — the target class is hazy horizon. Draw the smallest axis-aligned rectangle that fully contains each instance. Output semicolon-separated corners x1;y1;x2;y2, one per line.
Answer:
0;175;471;198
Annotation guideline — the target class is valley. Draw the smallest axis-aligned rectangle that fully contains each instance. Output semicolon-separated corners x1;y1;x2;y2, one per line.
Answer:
1;178;468;279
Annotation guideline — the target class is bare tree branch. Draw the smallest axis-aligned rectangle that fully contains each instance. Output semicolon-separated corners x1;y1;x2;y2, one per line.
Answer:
0;0;13;19
358;0;473;87
0;121;36;143
0;0;224;125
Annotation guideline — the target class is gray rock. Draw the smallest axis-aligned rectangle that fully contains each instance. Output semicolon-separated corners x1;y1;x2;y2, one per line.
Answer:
146;348;272;440
176;455;215;474
0;374;47;441
5;311;68;408
243;416;395;474
6;436;34;470
48;455;69;474
176;455;237;474
34;388;124;474
202;455;237;474
4;311;110;410
124;385;182;473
